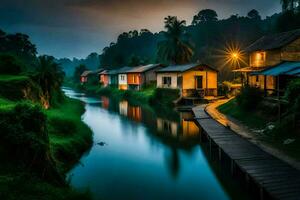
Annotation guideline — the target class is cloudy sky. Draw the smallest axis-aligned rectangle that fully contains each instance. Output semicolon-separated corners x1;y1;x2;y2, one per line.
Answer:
0;0;281;59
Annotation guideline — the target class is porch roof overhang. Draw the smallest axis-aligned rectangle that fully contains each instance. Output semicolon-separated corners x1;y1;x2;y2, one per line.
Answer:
251;61;300;76
232;67;262;72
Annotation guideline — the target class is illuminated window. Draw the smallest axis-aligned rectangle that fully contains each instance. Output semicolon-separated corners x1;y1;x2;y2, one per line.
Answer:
253;51;266;66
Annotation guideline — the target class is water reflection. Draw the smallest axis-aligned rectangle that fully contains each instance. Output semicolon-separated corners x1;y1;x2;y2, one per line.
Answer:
63;88;242;200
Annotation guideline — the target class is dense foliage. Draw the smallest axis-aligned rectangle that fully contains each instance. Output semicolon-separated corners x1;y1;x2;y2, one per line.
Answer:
0;103;63;184
0;30;37;66
236;86;263;110
98;4;300;80
157;16;193;64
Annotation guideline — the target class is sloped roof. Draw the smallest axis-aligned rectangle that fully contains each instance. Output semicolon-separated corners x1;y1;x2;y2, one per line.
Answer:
156;63;217;73
246;29;300;52
251;61;300;76
127;64;163;73
117;66;132;74
81;71;93;77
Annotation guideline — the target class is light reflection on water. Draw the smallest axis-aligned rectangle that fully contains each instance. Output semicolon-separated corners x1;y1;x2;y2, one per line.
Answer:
63;87;242;200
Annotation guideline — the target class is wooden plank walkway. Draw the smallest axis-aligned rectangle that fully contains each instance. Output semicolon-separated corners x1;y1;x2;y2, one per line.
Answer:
192;106;300;200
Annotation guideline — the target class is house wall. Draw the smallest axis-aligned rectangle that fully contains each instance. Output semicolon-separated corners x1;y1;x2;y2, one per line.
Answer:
100;74;109;86
144;66;164;85
127;73;141;85
156;73;179;89
182;69;217;90
118;74;128;90
109;75;118;86
250;50;282;68
281;37;300;61
249;75;276;90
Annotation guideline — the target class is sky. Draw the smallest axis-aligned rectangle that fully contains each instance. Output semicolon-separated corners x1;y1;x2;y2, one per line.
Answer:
0;0;281;59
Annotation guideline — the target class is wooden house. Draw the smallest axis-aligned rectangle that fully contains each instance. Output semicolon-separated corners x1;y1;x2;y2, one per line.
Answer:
117;66;132;90
237;29;300;95
99;69;119;87
156;63;218;97
126;64;164;90
80;71;93;83
81;69;104;84
99;70;110;87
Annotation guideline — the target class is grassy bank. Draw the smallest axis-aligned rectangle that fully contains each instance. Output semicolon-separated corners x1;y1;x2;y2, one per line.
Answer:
0;94;92;199
218;99;272;129
46;97;93;173
218;98;300;161
74;82;180;108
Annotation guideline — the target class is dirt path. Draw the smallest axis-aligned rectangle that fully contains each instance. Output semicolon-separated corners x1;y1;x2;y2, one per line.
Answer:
205;99;300;170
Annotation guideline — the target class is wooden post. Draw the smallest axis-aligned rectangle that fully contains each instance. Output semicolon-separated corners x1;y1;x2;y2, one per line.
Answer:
277;76;281;123
264;75;267;97
206;71;208;96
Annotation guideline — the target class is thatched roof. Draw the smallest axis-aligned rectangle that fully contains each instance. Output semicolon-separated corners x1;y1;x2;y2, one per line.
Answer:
246;29;300;53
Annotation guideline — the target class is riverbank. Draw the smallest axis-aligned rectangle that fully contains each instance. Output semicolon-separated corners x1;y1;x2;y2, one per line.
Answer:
68;81;180;107
0;94;92;199
212;98;300;168
192;105;300;200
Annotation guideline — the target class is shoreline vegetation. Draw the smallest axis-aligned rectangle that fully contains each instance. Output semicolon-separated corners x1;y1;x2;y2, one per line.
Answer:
0;60;93;199
217;83;300;161
0;92;92;200
65;79;180;108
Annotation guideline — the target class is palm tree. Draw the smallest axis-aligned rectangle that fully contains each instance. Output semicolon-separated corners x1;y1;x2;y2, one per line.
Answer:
34;55;65;109
158;16;193;65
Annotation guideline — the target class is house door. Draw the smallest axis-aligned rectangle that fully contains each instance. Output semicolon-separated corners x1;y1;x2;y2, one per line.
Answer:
195;76;203;89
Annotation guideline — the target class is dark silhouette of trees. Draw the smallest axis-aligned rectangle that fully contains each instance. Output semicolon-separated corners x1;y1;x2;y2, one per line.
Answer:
247;9;261;20
34;56;65;108
73;64;87;83
0;30;37;65
192;9;218;25
281;0;300;12
157;16;193;65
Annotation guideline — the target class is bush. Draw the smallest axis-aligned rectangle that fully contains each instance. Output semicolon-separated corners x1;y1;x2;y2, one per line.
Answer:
0;103;63;184
285;79;300;106
236;86;262;110
149;88;180;107
0;54;24;75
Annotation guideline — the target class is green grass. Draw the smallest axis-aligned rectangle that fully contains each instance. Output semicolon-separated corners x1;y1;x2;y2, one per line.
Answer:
0;95;92;199
0;75;29;82
46;97;93;173
218;99;270;129
218;99;300;161
0;98;16;110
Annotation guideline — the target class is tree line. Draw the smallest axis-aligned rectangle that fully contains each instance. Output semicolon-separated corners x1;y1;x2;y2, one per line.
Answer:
98;1;300;80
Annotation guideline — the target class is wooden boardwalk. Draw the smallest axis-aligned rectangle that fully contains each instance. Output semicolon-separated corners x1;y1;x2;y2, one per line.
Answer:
193;106;300;200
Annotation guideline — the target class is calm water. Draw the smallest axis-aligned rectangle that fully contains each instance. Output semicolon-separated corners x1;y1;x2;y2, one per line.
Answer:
64;88;247;200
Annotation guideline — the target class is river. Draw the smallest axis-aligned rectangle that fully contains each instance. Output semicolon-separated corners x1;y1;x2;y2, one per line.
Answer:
64;88;249;200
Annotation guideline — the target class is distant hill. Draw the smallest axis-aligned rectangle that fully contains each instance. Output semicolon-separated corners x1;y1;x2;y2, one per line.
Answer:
56;52;101;77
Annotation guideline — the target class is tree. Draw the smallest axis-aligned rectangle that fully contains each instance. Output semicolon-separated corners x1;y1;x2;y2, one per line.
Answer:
158;16;193;65
0;54;24;75
247;9;261;20
34;55;65;109
281;0;300;12
192;9;218;25
73;64;87;82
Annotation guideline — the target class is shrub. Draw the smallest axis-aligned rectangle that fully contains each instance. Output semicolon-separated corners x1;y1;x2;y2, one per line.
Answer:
236;86;262;110
285;79;300;106
0;54;24;75
0;103;63;184
149;88;180;107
